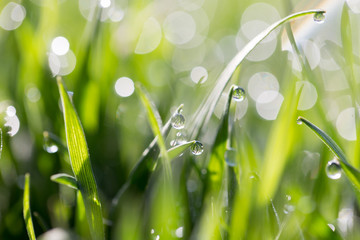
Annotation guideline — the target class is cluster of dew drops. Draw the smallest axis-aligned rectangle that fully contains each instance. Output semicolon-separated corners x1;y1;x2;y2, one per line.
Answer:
170;109;204;156
169;86;247;156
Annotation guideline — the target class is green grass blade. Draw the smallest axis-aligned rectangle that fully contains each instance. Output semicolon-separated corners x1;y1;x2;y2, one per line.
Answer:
112;104;183;207
206;85;234;195
167;141;196;160
297;116;360;191
136;83;171;177
0;128;2;160
190;9;325;137
23;173;36;240
51;173;78;190
57;77;104;240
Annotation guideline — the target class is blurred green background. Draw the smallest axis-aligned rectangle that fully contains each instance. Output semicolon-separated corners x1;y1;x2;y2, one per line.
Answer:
1;0;360;239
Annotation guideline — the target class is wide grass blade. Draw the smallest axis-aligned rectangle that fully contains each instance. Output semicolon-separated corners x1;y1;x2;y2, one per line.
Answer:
57;77;104;240
23;173;36;240
190;9;326;138
51;173;78;190
136;83;171;177
297;116;360;191
167;141;196;160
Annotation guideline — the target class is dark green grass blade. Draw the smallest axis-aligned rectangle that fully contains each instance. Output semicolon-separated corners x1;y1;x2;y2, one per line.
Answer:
298;117;360;191
51;173;78;190
206;85;235;195
167;141;196;160
57;77;104;240
190;9;326;138
23;173;36;240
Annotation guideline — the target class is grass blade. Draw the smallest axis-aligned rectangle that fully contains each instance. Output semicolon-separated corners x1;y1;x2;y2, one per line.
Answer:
112;104;183;207
57;77;104;240
23;173;36;240
297;116;360;191
167;141;196;160
136;83;171;177
51;173;78;190
190;9;325;138
206;85;235;195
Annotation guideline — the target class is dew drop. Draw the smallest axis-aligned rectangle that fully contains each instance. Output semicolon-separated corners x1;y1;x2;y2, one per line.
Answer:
283;204;295;214
232;87;246;102
225;148;237;167
43;131;59;154
171;113;185;129
326;158;342;179
313;12;325;23
191;141;204;155
296;118;303;125
67;91;74;102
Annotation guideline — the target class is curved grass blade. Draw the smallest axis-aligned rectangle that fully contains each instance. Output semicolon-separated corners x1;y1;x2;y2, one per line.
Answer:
51;173;78;190
168;141;196;160
23;173;36;240
57;77;104;240
136;83;171;177
112;104;183;207
297;116;360;191
190;9;325;138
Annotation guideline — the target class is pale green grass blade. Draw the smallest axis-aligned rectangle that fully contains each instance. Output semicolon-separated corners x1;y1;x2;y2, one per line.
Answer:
51;173;78;190
57;77;104;240
136;83;171;177
190;9;326;137
167;141;196;160
23;173;36;240
298;117;360;191
112;104;183;207
258;80;300;204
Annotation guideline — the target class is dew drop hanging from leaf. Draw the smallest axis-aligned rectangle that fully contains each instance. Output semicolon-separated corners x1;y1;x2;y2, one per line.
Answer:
313;12;325;23
43;131;59;154
326;158;342;180
171;113;185;129
232;87;246;102
191;141;204;155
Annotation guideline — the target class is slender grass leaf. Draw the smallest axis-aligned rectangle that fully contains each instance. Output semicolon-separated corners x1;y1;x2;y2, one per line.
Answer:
57;77;104;240
136;83;171;177
23;173;36;240
167;141;196;160
0;128;2;160
112;104;183;207
258;78;300;204
298;116;360;191
206;85;235;195
190;9;326;138
51;173;78;190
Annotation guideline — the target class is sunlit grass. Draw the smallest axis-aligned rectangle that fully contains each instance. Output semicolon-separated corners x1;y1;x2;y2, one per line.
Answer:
0;1;359;239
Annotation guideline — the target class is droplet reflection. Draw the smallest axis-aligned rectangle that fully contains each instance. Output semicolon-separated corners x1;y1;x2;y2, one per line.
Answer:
191;141;204;155
326;158;342;180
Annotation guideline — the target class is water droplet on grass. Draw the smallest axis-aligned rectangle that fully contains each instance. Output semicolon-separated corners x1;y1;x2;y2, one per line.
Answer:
232;87;246;102
171;113;185;129
43;131;59;154
296;118;303;125
313;12;325;23
225;148;237;166
326;158;341;179
191;141;204;155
